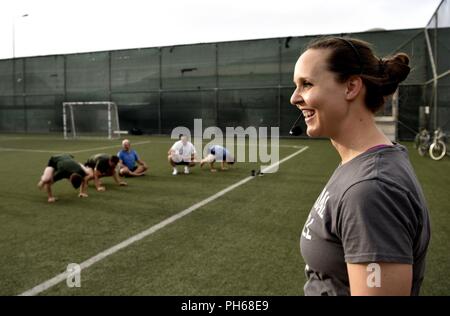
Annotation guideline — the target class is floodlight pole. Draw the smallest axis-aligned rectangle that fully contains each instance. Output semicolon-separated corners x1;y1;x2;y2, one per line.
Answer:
12;14;29;59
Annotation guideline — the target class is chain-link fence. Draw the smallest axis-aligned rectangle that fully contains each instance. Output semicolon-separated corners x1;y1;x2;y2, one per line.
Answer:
424;0;450;134
0;16;448;138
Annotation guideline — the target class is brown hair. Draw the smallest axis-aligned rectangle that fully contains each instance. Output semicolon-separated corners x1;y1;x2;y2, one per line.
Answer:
111;155;120;164
306;37;410;113
69;173;83;189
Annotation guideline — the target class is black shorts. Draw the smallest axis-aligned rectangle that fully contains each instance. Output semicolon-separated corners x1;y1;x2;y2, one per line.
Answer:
210;149;226;161
47;156;58;169
119;166;137;176
175;161;190;166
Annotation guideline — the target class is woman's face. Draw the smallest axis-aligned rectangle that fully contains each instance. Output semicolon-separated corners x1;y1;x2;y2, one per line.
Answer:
290;48;349;138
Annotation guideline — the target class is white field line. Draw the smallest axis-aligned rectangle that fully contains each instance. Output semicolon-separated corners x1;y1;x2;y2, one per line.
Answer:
0;148;63;154
19;145;308;296
69;141;152;153
0;141;152;154
0;141;301;154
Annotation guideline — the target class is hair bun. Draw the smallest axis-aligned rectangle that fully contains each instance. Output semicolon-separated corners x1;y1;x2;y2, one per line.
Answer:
379;53;411;96
391;53;409;66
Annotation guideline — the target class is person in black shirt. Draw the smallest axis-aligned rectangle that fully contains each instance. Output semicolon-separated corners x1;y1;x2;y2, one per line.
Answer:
37;154;92;202
85;154;127;191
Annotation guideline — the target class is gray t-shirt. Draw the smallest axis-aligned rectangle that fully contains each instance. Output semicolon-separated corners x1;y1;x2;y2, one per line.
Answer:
300;144;430;296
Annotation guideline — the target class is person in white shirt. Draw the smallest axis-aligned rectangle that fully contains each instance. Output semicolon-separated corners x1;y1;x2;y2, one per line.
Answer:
168;135;197;175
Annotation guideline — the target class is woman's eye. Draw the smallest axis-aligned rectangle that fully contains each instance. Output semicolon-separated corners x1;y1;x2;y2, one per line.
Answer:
303;81;312;87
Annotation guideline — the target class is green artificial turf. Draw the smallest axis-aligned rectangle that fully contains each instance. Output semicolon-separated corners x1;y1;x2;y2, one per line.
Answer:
0;135;448;295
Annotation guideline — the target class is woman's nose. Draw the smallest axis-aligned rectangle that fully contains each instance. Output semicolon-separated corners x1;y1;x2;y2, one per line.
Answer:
290;89;304;107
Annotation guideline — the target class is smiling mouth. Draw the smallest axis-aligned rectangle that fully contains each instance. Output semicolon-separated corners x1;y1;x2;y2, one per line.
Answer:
302;109;316;119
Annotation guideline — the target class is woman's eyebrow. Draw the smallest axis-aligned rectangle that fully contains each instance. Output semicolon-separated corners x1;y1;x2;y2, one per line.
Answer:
293;77;310;84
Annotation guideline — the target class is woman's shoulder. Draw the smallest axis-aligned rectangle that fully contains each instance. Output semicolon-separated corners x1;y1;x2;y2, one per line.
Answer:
332;144;416;199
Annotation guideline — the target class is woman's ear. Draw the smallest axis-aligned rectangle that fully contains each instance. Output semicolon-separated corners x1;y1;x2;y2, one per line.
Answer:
345;76;363;101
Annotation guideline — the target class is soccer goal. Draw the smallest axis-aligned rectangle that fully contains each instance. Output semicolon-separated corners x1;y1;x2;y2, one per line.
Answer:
62;101;125;139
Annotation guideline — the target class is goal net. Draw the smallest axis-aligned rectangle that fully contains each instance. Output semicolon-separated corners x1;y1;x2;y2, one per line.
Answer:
63;101;122;139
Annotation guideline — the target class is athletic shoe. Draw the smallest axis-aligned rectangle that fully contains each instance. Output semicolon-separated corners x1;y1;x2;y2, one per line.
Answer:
184;166;190;174
172;168;178;176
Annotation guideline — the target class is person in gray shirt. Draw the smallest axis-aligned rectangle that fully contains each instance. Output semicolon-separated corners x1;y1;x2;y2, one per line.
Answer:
290;36;430;296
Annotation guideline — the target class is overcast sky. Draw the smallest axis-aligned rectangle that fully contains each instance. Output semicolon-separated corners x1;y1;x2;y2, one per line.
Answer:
0;0;442;59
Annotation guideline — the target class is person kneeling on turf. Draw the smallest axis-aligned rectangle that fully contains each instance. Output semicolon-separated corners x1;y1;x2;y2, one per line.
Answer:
37;154;92;203
85;153;127;191
118;139;148;177
200;145;235;172
168;135;196;175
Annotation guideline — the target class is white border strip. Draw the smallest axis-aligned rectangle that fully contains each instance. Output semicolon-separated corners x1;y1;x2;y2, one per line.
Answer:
19;146;308;296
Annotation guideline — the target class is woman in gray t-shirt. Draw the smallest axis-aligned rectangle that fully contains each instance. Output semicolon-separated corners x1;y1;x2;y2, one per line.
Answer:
290;37;430;295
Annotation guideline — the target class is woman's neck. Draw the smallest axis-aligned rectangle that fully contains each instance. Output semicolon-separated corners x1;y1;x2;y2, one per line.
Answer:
331;115;392;165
